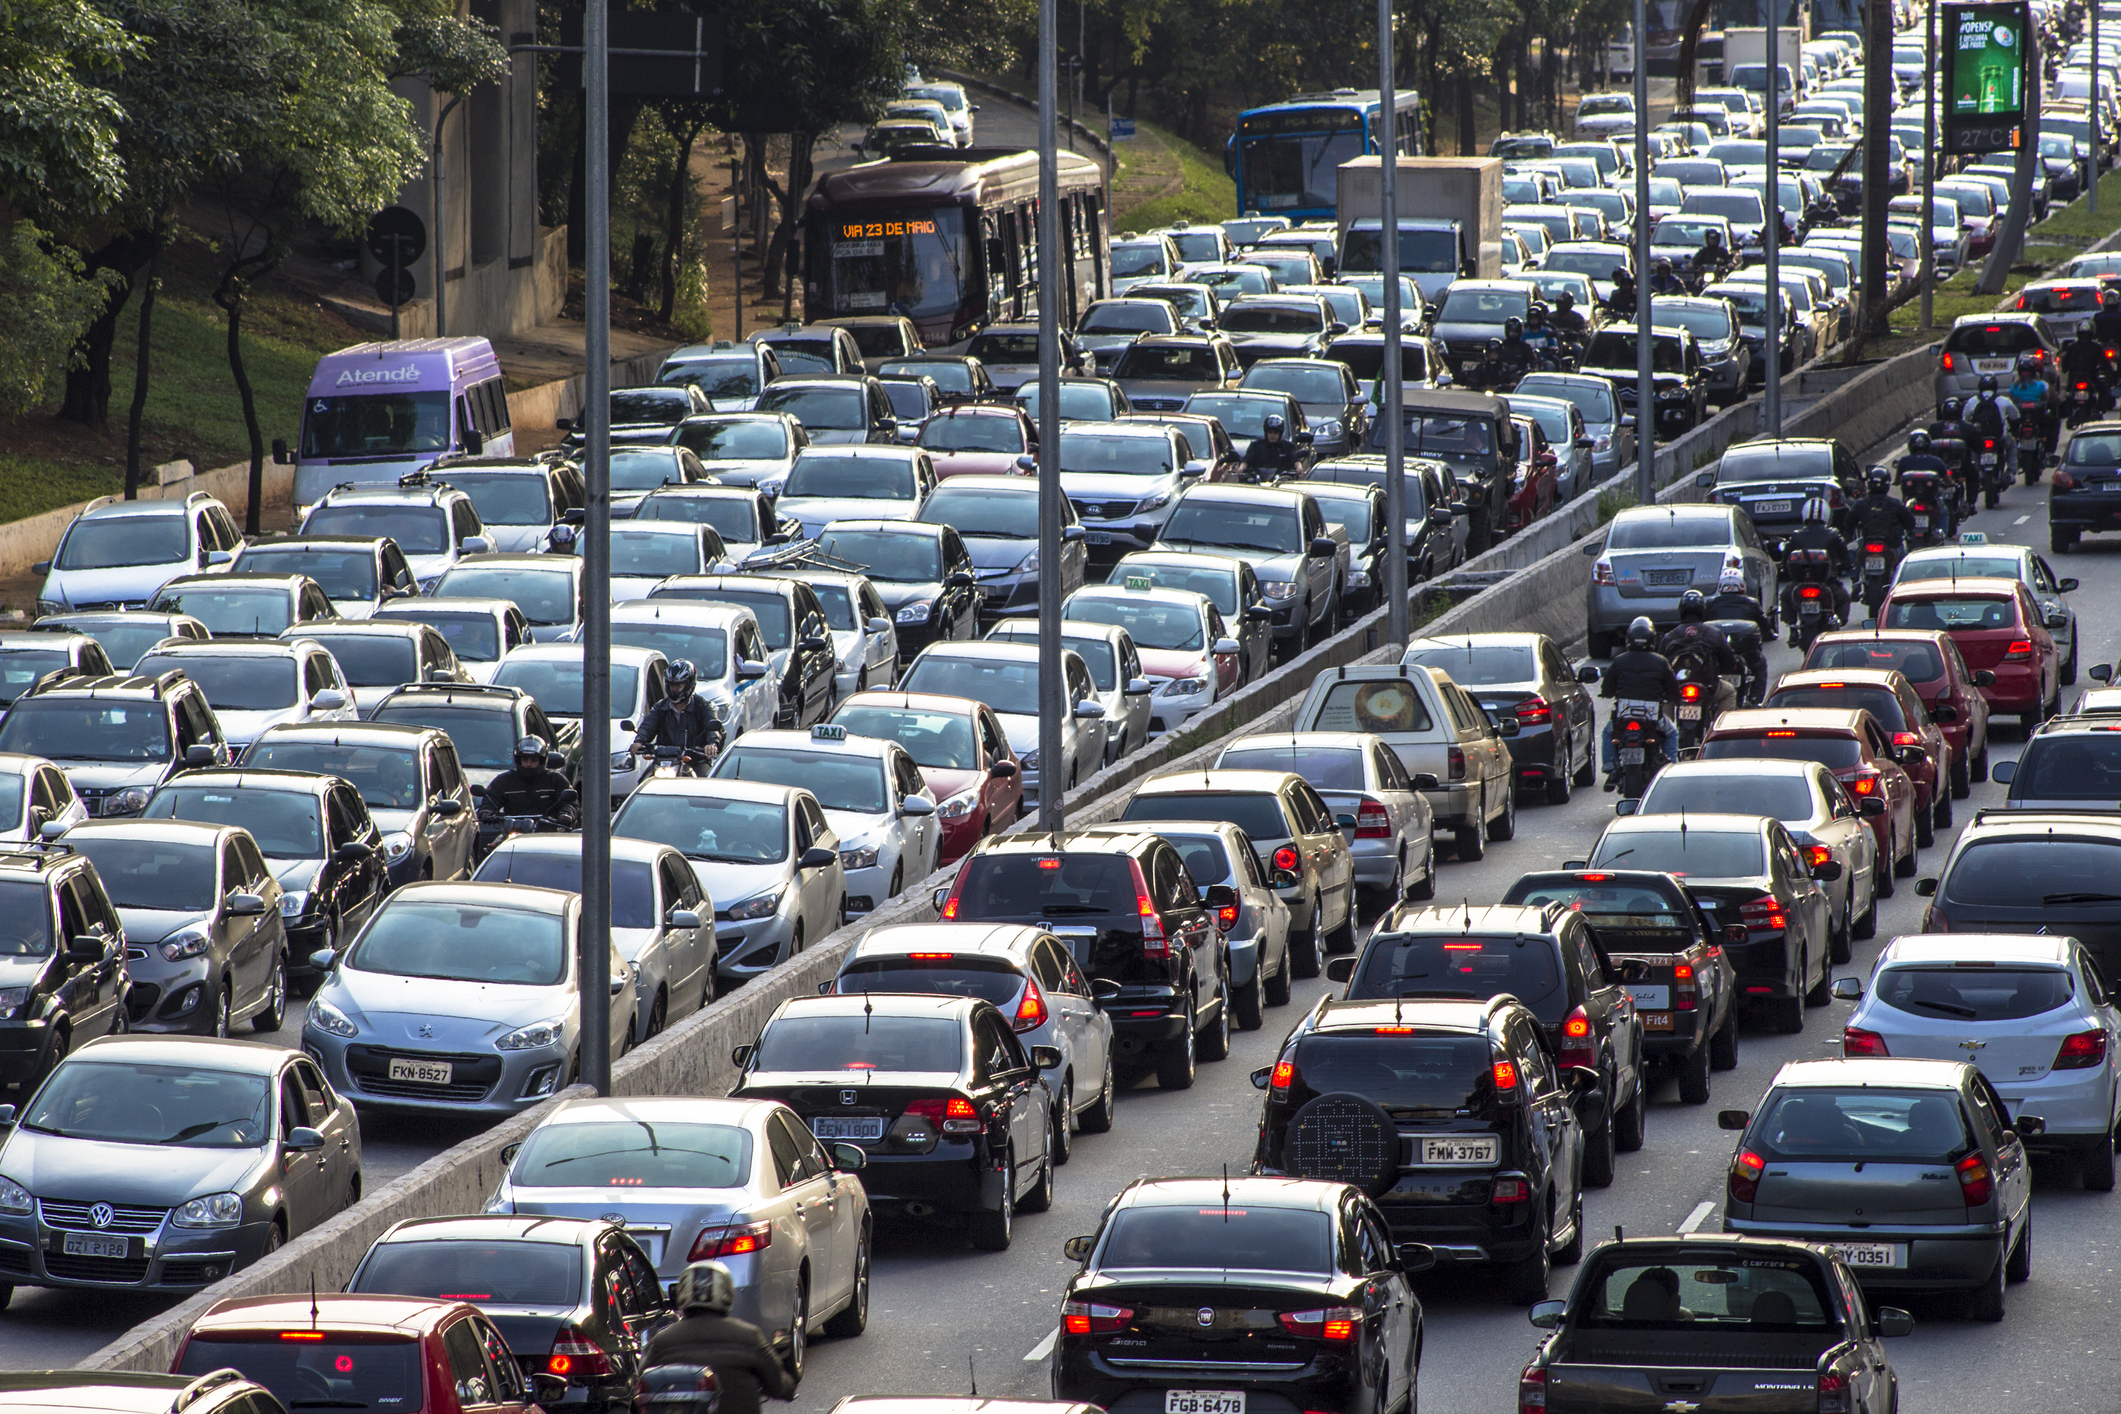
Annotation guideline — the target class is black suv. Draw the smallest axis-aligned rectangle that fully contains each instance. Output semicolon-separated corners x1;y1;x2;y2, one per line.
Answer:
1328;902;1648;1188
0;669;232;819
939;831;1235;1092
1920;808;2121;981
1250;994;1599;1304
1696;435;1861;542
0;842;129;1091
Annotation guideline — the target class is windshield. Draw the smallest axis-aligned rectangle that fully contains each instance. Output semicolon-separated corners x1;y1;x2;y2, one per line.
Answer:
608;450;691;494
1184;395;1283;440
2007;733;2121;798
966;332;1040;363
717;747;886;813
784;455;915;501
1653;303;1736;343
441;471;554;527
0;649;71;705
900;654;1042;715
609;623;728;679
0;699;168;763
1717;447;1833;483
350;900;566;985
662;356;761;400
1768;685;1905;730
1311;491;1373;543
354;1240;582;1307
55;515;188;571
301;635;417;688
1059;432;1176;475
369;704;521;771
141;788;321;858
1543;248;1623;280
1122;790;1291;841
1575;1253;1837;1331
1239;123;1364;211
303;506;447;555
1330;341;1427;382
1881;596;2017;631
655;587;791;648
614;791;787;863
1097;1204;1330;1272
242;742;422;810
1437;288;1529;324
1584;331;1685;373
1752;1087;1972;1164
177;1337;423;1413
1368;414;1495;458
491;658;640;720
1109;244;1170;279
1161;500;1301;554
1308;678;1436;733
1065;595;1204;651
1081;303;1174;335
1111;344;1224;382
1346;932;1565;1019
1700;731;1861;769
479;852;653;927
756;1012;963;1071
919;488;1035;540
1637;771;1815;821
611;391;691;426
150;587;295;638
1516;377;1615;423
832;704;977;770
839;953;1026;1004
0;878;48;956
1338;224;1462;277
757;387;866;431
918;413;1024;453
825;207;968;323
636;493;760;545
675;418;789;461
24;1061;269;1147
609;529;705;579
65;620;174;670
815;529;941;582
301;392;449;460
1116;562;1236;613
435;566;576;625
134;653;298;711
1589;828;1765;877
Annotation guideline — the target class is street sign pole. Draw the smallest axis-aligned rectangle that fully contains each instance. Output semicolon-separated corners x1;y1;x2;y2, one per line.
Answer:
1922;2;1937;327
1036;0;1065;835
1634;0;1653;506
1380;0;1408;649
1765;8;1781;435
581;0;613;1095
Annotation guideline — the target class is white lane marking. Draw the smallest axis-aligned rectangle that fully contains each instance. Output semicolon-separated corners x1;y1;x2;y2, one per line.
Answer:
1678;1200;1718;1234
1025;1327;1058;1362
2015;515;2031;525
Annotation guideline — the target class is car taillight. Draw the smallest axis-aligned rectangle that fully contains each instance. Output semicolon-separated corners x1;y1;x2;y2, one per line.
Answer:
2055;468;2076;489
1520;1367;1548;1414
1806;844;1833;869
548;1327;615;1378
1279;1306;1361;1340
938;861;969;920
1675;962;1697;1011
1012;977;1048;1033
1514;694;1553;725
1269;1057;1297;1098
1799;584;1822;600
1558;1006;1595;1070
1956;1150;1994;1206
1272;845;1300;874
1740;894;1788;931
1679;681;1703;703
1216;901;1240;931
1843;1026;1889;1056
1490;1176;1532;1204
2004;639;2034;661
1129;857;1169;958
1356;797;1392;839
1493;1059;1520;1092
1864;542;1885;555
2056;1029;2108;1069
1818;1371;1850;1414
689;1219;773;1261
904;1095;984;1135
1593;559;1615;585
1729;1148;1765;1203
1062;1300;1134;1334
1891;731;1921;749
1447;744;1466;781
1941;351;1955;371
1846;770;1881;797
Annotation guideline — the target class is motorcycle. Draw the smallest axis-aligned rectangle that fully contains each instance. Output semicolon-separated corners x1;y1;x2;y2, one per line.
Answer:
1706;617;1765;705
2013;400;2048;483
1788;580;1836;650
1898;468;1952;545
1973;434;2007;509
1613;699;1669;800
1857;539;1899;621
634;1365;720;1414
1674;670;1713;755
2065;378;2107;428
472;787;580;862
648;743;712;780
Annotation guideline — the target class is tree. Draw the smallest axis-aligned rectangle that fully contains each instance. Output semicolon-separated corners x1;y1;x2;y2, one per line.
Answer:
0;221;119;416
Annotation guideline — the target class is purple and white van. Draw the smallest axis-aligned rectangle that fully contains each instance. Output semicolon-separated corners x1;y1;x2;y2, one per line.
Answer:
281;338;513;517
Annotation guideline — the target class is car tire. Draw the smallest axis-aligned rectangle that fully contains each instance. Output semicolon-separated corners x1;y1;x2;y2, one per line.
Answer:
1080;1053;1116;1134
1876;840;1897;897
1554;1181;1585;1266
1575;731;1598;785
2064;637;2079;687
2007;1211;2032;1283
1050;1082;1074;1165
1501;1203;1552;1306
1020;1140;1055;1214
1968;1252;2006;1323
1830;896;1853;966
1774;965;1806;1034
1199;972;1232;1061
1582;1100;1617;1189
1916;795;1936;848
1678;1041;1712;1105
1894;834;1917;877
1614;1075;1646;1152
1326;896;1357;955
1265;942;1293;1007
969;1158;1015;1251
1807;947;1833;1006
1408;847;1437;900
1854;881;1880;940
252;951;287;1033
784;1276;808;1379
212;980;232;1039
1951;749;1971;799
1156;1018;1197;1091
2085;1137;2117;1193
1454;810;1486;863
1489;776;1518;841
1232;970;1264;1031
1710;1003;1740;1071
1547;743;1573;804
825;1226;870;1337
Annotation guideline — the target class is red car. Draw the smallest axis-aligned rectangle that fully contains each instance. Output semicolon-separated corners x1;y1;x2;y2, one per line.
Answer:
1802;628;1995;795
1701;706;1923;883
1877;576;2059;731
1764;667;1953;845
828;690;1023;863
1506;415;1559;533
175;1294;563;1414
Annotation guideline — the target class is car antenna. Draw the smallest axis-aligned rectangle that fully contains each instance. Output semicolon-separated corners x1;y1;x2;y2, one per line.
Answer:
1223;1163;1231;1221
968;1354;978;1397
310;1274;319;1329
1615;1224;1625;1242
863;990;873;1035
1462;898;1471;931
1679;808;1687;851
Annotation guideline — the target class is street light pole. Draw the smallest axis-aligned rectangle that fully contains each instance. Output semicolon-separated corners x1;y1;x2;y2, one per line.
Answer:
1036;0;1065;835
1633;0;1652;505
580;0;613;1095
1921;2;1937;328
1380;0;1408;649
1764;5;1782;435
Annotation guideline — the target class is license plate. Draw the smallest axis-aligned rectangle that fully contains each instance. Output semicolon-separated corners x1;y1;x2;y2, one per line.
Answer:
1166;1393;1243;1414
1980;454;1998;467
1865;555;1885;571
1628;985;1672;1010
1421;1136;1499;1165
812;1117;886;1141
388;1057;453;1086
1641;1011;1675;1031
1645;569;1692;586
983;586;1008;601
1755;500;1792;515
1831;1242;1906;1269
1678;703;1702;720
1085;530;1112;545
1619;747;1646;765
1800;600;1821;615
61;1231;128;1259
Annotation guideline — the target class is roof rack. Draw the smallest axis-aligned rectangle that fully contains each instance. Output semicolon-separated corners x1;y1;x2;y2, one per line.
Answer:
173;1370;247;1413
0;839;74;870
740;540;870;575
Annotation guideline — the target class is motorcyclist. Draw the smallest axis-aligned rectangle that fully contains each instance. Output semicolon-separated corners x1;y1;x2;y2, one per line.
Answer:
1804;192;1842;230
1549;289;1589;337
2008;352;2056;454
1465;338;1513;392
1647;257;1688;296
1848;465;1918;601
630;658;726;772
643;1262;794;1414
1964;373;2018;479
1657;590;1740;721
1522;303;1561;367
1898;428;1957;536
1241;413;1303;479
1702;568;1771;706
1694;227;1736;282
1782;496;1851;637
2061;331;2114;412
1497;315;1538;380
479;737;579;827
1601;616;1680;789
1607;265;1639;315
2094;287;2121;349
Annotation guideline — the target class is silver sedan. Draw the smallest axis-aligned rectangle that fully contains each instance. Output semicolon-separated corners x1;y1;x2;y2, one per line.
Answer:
1212;730;1436;910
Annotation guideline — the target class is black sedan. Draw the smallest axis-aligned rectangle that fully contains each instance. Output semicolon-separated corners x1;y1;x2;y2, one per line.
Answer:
732;994;1059;1252
808;521;982;666
1054;1176;1426;1414
1302;482;1391;617
1400;631;1598;804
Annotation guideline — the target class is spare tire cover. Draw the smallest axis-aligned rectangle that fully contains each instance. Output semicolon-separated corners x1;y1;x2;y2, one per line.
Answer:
1283;1090;1401;1197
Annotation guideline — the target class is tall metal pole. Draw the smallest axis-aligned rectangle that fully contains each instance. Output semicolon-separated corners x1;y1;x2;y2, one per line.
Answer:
731;155;744;342
580;0;613;1095
431;98;462;338
1764;6;1782;434
1858;0;1892;338
1036;0;1065;834
1380;0;1409;648
1633;0;1653;505
1921;2;1937;328
2094;5;2102;217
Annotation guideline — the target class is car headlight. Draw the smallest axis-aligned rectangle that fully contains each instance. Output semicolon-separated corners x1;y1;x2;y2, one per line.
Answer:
496;1018;568;1052
727;889;783;921
611;749;635;770
1260;580;1300;600
1020;750;1040;773
307;998;359;1038
1136;490;1171;512
896;601;933;624
840;845;880;871
1347;566;1371;587
108;786;150;816
760;477;787;499
173;1192;244;1228
0;1177;30;1215
160;928;210;962
381;831;414;863
1014;550;1039;574
0;988;25;1022
280;891;309;919
1159;675;1210;696
1313;419;1343;440
937;789;980;820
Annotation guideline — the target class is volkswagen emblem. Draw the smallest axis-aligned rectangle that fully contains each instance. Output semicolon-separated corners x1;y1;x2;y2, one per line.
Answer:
841;1089;858;1105
89;1203;114;1230
416;1024;434;1039
601;1212;625;1224
1196;1307;1214;1327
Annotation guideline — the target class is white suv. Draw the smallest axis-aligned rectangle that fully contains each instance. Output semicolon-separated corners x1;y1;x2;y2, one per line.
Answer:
299;474;491;589
35;492;244;615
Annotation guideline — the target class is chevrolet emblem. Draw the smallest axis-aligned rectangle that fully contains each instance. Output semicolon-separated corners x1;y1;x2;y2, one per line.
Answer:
1960;1039;1987;1050
1664;1403;1701;1413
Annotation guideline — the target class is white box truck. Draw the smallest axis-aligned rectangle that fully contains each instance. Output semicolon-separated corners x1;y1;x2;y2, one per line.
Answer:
1335;156;1503;301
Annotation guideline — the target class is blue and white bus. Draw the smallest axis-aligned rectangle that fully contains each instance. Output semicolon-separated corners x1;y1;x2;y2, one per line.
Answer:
1226;88;1423;222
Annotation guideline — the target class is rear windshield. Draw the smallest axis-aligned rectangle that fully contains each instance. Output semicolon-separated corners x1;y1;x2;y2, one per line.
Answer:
307;636;418;688
1400;645;1534;686
1505;878;1696;952
837;955;1024;1006
1123;791;1292;842
1605;515;1731;550
509;1120;750;1188
1575;1255;1837;1331
1880;596;2017;631
1716;447;1834;483
1115;344;1221;382
1292;1032;1495;1115
1943;323;2041;355
2012;736;2121;799
477;853;654;928
1766;686;1905;729
2016;285;2095;315
1874;965;2075;1022
1096;1205;1330;1272
1700;732;1861;770
177;1337;423;1413
1166;834;1231;886
1218;744;1363;790
1345;933;1564;1018
386;609;500;663
1308;679;1436;734
1636;772;1816;822
2064;431;2121;467
1589;829;1765;878
354;1240;582;1307
1943;839;2121;904
134;654;297;711
1750;1087;1973;1165
1804;639;1944;681
952;853;1134;917
754;1014;963;1072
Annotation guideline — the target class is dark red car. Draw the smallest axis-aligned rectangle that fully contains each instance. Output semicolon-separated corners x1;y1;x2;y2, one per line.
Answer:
1877;576;2060;731
1701;706;1924;884
175;1294;563;1414
1506;415;1559;534
1802;627;1995;795
1763;667;1952;846
827;689;1023;864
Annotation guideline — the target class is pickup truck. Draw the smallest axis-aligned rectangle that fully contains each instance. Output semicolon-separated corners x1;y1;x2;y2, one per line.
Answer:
1521;1234;1911;1414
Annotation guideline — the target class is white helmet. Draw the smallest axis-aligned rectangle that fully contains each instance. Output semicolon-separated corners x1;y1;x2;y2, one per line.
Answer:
1718;568;1746;595
674;1260;735;1316
1802;498;1830;525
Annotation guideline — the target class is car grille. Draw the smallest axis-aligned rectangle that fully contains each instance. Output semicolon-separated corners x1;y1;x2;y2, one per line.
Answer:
43;1251;151;1283
1131;397;1186;412
39;1200;167;1234
1070;499;1140;521
345;1045;501;1103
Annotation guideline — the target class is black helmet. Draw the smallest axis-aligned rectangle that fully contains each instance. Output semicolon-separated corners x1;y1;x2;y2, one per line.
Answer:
1704;227;1724;246
1977;374;1999;397
1485;337;1504;355
1866;465;1892;493
1504;315;1524;337
1909;429;1931;453
2018;353;2042;373
1263;414;1285;435
667;658;698;706
1557;289;1576;309
513;736;548;771
1625;616;1656;650
1941;395;1965;418
1612;266;1630;283
1677;589;1708;622
1527;302;1547;324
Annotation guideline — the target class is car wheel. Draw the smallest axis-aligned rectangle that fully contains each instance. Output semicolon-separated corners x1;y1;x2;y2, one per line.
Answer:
1080;1052;1116;1134
1489;776;1518;841
969;1159;1015;1250
1894;832;1917;877
1454;803;1486;862
1265;939;1293;1007
1199;969;1232;1060
1554;1180;1585;1266
1614;1075;1646;1152
1774;959;1807;1034
1808;942;1833;1006
1050;1081;1074;1165
1829;891;1853;965
1156;1015;1197;1091
1710;1003;1740;1071
1582;1096;1617;1188
1935;783;1953;830
1876;838;1897;897
784;1275;809;1378
1325;894;1357;955
2064;636;2079;687
213;980;231;1039
1289;910;1321;979
790;920;806;961
1968;1249;2006;1322
1950;749;1971;800
1678;1041;1711;1105
1574;735;1598;786
647;989;668;1040
1916;793;1936;848
1408;846;1437;901
1973;740;1990;783
1547;742;1573;804
252;952;287;1033
2007;1211;2032;1283
1232;967;1263;1031
825;1225;870;1337
2086;1135;2117;1192
260;1220;284;1261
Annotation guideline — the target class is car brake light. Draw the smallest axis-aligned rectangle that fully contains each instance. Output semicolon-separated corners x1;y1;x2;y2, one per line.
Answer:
938;861;970;919
1806;845;1833;869
1270;1058;1297;1096
2055;468;2076;489
1675;962;1697;1011
1558;1006;1595;1070
2056;1029;2108;1069
1740;894;1788;931
1447;744;1466;781
1729;1147;1765;1203
1847;771;1880;797
1216;901;1240;931
1012;977;1048;1033
1272;845;1300;874
1490;1176;1531;1203
1593;558;1615;585
903;1095;983;1134
1062;1300;1135;1334
1891;731;1921;749
1520;1366;1548;1414
1680;681;1703;703
549;1327;614;1378
1819;1371;1850;1414
278;1331;326;1341
1129;857;1169;958
1956;1151;1994;1206
1356;797;1392;839
689;1219;773;1261
1843;1026;1889;1056
1493;1059;1520;1091
1982;438;1996;452
2005;639;2034;661
1279;1306;1361;1340
1514;694;1553;725
1941;350;1955;371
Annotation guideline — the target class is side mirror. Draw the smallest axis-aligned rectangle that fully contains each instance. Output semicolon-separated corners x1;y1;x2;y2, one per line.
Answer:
800;635;831;652
1694;470;1716;488
1618;958;1649;982
1717;1109;1751;1130
310;688;350;712
1328;321;1350;337
1213;637;1242;656
271;437;292;466
1580;543;1601;557
1245;605;1273;622
621;719;636;734
1891;745;1924;766
610;977;626;995
1615;798;1639;816
66;934;105;960
1250;1065;1275;1089
2058;578;2079;592
1875;1308;1914;1338
730;1044;753;1068
1063;1235;1096;1262
828;1141;867;1172
668;909;702;930
945;572;976;590
309;947;337;973
2046;610;2069;629
1325;956;1357;983
30;562;48;577
1073;699;1107;720
1989;759;2016;784
1915;877;1938;897
737;657;770;680
1411;773;1440;790
932;886;951;911
1496;716;1521;737
1529;1299;1567;1329
1831;976;1864;1001
1063;525;1087;543
285;1125;326;1153
899;795;936;817
184;744;218;766
2090;663;2113;683
432;798;466;818
1308;536;1338;558
990;758;1019;778
2013;1114;2047;1138
800;845;837;870
227;893;267;918
1570;1070;1607;1123
1859;796;1887;817
1090;977;1123;1002
1031;1044;1064;1069
1203;884;1239;912
461;536;493;555
1972;668;1996;686
1015;454;1039;475
1576;665;1601;683
331;844;371;865
1810;858;1843;881
1395;1242;1436;1274
532;1375;571;1406
1182;459;1209;478
555;417;574;432
462;428;485;456
1125;676;1153;696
